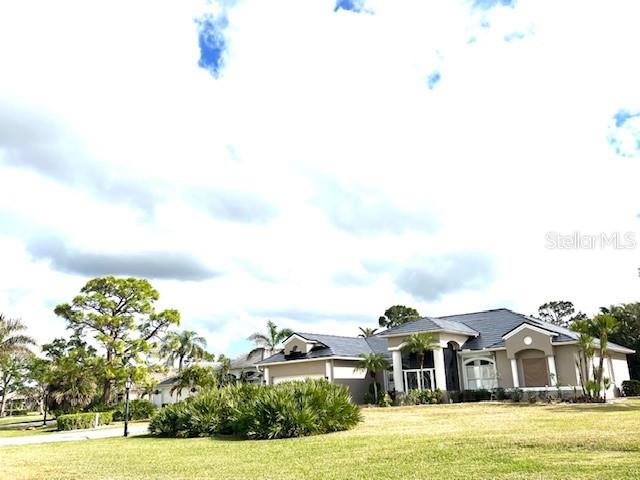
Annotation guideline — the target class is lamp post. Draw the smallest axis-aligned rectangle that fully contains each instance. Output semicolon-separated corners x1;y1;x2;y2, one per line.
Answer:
124;377;132;437
42;392;48;427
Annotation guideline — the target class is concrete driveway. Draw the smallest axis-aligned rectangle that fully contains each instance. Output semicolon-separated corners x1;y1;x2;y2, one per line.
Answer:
0;423;149;446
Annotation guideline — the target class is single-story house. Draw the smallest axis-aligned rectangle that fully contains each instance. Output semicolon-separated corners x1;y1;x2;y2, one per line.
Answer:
148;351;266;407
228;347;266;384
256;308;635;403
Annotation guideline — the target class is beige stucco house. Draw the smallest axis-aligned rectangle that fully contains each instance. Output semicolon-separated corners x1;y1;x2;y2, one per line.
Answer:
257;309;635;402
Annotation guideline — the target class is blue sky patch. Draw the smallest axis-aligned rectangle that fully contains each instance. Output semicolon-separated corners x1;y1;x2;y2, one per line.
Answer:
196;14;229;77
608;109;640;157
473;0;516;10
426;70;441;90
504;31;526;42
613;109;640;128
334;0;369;14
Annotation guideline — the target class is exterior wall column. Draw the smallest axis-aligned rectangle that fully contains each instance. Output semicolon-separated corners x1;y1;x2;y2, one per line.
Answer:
325;359;334;382
510;358;520;388
263;367;271;385
392;349;404;393
433;347;447;391
547;355;558;386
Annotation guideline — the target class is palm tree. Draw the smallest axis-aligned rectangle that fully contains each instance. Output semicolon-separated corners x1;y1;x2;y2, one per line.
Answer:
574;331;595;399
591;313;617;399
0;315;35;416
247;320;293;357
160;330;209;371
170;365;215;399
358;327;378;338
356;353;390;403
402;333;437;391
402;332;436;370
50;370;97;410
0;314;35;357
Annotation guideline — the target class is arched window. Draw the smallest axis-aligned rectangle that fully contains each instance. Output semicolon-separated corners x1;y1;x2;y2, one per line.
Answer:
463;358;498;390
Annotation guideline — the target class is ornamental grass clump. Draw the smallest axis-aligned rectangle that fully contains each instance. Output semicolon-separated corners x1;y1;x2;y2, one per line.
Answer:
149;379;361;440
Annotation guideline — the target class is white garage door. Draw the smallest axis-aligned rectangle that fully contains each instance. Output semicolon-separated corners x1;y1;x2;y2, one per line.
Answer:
272;374;324;384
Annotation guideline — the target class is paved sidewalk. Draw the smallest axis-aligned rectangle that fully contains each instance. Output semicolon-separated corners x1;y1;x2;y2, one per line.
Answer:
0;423;149;446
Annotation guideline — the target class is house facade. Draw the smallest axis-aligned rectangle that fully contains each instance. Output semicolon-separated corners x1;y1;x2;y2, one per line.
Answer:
257;309;634;402
148;351;265;408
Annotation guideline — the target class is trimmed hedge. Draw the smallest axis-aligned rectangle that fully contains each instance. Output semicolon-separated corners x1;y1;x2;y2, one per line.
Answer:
622;380;640;397
449;389;493;403
113;399;157;421
57;411;113;431
397;389;443;406
149;380;361;440
7;409;28;416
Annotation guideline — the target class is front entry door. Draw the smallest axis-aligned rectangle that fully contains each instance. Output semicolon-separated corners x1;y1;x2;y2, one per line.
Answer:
444;345;460;391
522;358;549;387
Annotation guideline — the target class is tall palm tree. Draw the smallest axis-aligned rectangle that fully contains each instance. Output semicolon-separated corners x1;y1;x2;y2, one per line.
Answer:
0;315;35;416
402;332;436;370
170;365;215;399
574;331;595;399
358;327;378;338
356;352;390;403
0;314;35;358
247;320;293;357
160;330;209;371
591;313;617;398
402;332;437;391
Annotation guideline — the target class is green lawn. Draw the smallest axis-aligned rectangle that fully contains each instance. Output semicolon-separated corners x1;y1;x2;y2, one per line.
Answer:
2;400;639;479
0;414;44;426
0;425;57;437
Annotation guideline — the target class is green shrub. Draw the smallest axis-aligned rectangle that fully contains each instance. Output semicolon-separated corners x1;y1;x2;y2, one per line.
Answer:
7;409;27;416
149;380;361;440
113;399;157;421
511;388;523;402
494;388;507;400
448;391;462;403
622;380;640;397
397;389;443;406
378;393;392;407
460;389;491;402
57;411;113;431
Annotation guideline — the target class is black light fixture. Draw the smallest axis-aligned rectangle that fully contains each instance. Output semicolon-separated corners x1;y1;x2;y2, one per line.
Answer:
124;377;132;437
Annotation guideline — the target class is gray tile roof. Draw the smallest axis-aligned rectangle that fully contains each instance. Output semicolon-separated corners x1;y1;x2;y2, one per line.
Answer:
257;332;390;365
229;348;265;370
256;308;634;365
379;316;479;337
436;309;575;350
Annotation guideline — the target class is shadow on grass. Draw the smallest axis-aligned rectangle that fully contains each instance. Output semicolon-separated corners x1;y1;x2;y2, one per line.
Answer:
128;433;246;442
548;403;640;413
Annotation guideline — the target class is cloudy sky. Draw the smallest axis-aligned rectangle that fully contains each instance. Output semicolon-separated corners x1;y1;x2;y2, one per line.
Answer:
1;0;639;357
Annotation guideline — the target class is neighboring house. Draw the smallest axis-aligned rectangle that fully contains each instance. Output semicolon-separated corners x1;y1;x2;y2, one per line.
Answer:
256;333;390;403
228;348;266;384
148;351;266;407
257;308;635;402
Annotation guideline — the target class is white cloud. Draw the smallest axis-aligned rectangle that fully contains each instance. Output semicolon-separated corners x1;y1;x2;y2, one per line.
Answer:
1;0;640;356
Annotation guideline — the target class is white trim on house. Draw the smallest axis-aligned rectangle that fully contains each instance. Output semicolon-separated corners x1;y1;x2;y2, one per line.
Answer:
387;344;406;351
551;340;635;354
380;328;478;339
258;356;362;367
460;353;499;390
502;323;559;340
283;333;320;345
460;347;507;353
517;386;582;392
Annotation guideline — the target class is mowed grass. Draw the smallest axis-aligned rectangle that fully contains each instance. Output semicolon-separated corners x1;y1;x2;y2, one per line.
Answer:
0;425;57;437
2;400;640;480
0;414;44;426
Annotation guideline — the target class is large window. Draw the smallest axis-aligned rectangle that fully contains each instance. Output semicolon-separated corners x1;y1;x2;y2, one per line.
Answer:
463;358;498;390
